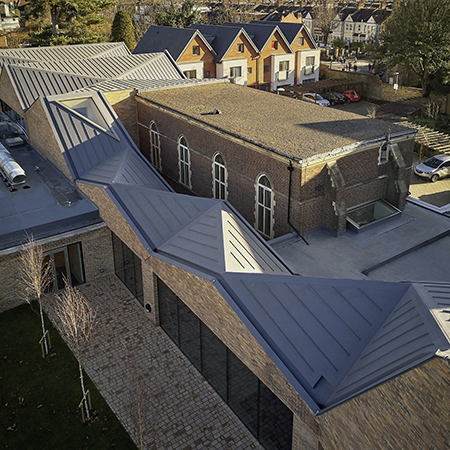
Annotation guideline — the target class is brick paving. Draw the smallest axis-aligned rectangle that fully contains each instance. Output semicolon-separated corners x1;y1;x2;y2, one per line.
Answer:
45;275;263;450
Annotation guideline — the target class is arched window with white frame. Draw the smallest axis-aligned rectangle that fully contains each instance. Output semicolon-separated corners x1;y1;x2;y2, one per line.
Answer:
178;135;191;188
213;153;227;200
149;121;161;169
256;174;274;238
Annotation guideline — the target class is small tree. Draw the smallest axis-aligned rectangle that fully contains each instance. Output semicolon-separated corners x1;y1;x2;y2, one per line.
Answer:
111;10;136;51
332;38;345;50
56;283;97;422
19;233;53;357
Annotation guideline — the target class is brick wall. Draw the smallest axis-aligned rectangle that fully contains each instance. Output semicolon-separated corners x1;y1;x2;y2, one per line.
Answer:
0;225;114;313
105;89;139;146
319;358;450;450
136;96;415;236
26;98;73;180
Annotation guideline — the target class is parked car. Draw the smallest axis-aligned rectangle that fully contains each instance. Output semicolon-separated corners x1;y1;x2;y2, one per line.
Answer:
414;154;450;182
341;90;360;103
322;91;345;106
302;93;330;107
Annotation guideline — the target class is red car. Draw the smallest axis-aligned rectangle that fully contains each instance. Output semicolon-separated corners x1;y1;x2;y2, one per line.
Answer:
341;90;360;103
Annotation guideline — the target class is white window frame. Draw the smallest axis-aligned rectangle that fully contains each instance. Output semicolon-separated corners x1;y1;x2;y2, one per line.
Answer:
237;43;244;53
213;153;227;200
178;136;191;188
256;174;274;238
149;121;161;170
230;66;242;78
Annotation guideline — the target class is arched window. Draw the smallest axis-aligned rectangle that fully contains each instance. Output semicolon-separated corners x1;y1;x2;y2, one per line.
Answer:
213;153;227;200
178;136;191;188
256;175;273;238
149;121;161;169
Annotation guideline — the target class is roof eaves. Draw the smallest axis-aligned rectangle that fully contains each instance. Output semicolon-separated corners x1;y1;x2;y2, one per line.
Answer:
4;64;26;112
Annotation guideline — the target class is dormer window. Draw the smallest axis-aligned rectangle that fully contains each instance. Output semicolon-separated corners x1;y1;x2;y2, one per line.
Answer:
237;43;244;53
193;45;200;55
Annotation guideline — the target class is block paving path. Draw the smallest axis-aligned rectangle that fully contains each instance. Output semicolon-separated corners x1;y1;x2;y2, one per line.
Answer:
45;275;263;450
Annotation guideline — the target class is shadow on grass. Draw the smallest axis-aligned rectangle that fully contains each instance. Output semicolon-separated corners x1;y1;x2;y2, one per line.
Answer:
0;303;136;449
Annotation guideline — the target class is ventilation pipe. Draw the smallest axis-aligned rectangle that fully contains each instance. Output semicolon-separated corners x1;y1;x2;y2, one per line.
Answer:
0;145;26;185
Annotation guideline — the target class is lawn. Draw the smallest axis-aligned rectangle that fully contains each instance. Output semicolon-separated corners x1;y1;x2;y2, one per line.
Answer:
0;303;136;449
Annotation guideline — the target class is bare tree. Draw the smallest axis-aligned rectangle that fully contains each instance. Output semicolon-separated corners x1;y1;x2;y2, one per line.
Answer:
19;233;53;357
55;283;97;422
314;0;337;46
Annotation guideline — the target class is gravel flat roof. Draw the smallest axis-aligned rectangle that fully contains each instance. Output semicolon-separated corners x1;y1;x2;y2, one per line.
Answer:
140;83;413;160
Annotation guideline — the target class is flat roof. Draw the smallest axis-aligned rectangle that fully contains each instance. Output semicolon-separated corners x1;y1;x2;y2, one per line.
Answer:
0;140;101;251
139;83;413;161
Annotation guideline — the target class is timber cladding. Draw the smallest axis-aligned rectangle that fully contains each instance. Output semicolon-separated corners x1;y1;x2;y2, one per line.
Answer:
136;96;415;236
0;225;114;313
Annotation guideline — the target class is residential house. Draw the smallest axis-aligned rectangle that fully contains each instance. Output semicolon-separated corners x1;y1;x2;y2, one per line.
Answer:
132;26;216;80
331;7;391;44
0;2;20;32
250;21;320;84
190;24;260;87
3;43;450;450
224;22;295;91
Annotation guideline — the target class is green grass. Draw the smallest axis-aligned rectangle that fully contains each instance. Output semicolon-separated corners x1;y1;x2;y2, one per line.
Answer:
0;303;136;449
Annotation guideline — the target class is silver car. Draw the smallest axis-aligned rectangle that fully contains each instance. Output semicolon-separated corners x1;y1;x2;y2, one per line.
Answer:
302;93;330;107
414;154;450;182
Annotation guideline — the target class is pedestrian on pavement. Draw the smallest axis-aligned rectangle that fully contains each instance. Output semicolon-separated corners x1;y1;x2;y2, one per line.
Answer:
348;62;352;70
353;64;357;72
368;63;372;71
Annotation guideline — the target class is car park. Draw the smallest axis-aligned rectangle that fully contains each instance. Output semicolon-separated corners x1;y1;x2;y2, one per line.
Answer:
302;93;330;107
322;91;345;106
341;90;360;103
414;154;450;182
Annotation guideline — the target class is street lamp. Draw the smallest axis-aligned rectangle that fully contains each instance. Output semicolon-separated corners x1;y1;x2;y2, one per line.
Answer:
394;72;399;101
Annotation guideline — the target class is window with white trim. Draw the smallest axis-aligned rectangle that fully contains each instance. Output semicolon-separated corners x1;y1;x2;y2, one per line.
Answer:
178;136;191;187
305;56;315;75
213;153;227;200
230;66;242;78
237;43;244;53
256;175;273;238
149;121;161;169
278;60;289;81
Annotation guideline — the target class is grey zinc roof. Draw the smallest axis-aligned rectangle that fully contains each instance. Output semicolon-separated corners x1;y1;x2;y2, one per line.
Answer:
75;77;224;94
0;143;101;250
5;64;103;110
0;42;130;61
220;274;450;413
133;26;215;61
0;53;182;80
139;83;414;160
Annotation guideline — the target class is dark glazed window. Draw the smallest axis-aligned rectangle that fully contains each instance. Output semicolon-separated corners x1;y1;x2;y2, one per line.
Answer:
112;233;144;305
156;276;293;450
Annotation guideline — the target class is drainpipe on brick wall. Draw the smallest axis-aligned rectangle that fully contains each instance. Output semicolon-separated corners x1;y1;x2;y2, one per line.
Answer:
288;160;309;245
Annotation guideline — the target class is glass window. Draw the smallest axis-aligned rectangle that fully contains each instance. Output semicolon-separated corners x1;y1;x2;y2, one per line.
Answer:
204;70;210;78
178;136;191;188
230;66;242;78
279;61;289;72
149;121;161;169
264;65;269;73
59;97;109;131
213;153;227;200
298;37;304;46
201;325;227;400
237;43;244;53
248;67;252;74
178;299;201;371
228;350;259;437
271;41;278;50
156;276;293;450
112;233;144;305
256;175;273;238
183;70;197;79
67;243;85;286
158;277;179;344
193;45;200;55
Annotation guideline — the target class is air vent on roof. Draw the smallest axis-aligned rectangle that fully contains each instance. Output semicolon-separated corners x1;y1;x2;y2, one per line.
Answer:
0;145;26;186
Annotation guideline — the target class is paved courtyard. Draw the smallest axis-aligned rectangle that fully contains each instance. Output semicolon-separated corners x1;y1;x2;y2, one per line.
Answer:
45;276;262;450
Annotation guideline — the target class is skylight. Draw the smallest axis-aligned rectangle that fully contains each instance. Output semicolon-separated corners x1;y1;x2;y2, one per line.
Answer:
59;97;109;131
